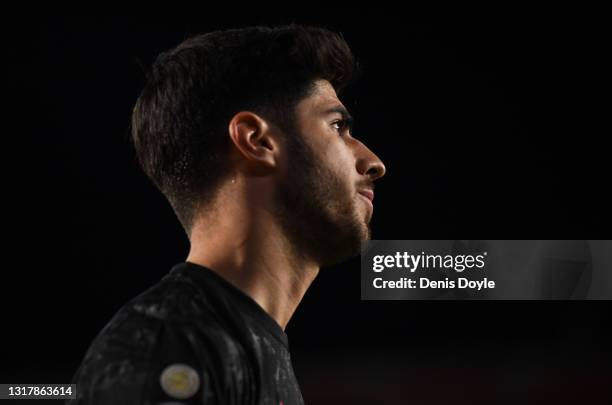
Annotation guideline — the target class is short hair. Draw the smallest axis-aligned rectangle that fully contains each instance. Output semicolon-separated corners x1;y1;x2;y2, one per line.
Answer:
131;24;358;236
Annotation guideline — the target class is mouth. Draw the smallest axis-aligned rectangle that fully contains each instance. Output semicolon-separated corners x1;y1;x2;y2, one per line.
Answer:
357;189;374;217
357;189;374;203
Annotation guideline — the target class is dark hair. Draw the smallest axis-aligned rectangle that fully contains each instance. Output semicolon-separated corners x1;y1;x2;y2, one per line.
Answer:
131;24;357;236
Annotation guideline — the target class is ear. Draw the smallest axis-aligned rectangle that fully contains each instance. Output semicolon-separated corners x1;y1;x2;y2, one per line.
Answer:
228;111;279;172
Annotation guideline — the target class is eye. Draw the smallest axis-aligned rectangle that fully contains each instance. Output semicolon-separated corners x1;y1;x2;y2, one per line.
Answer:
331;119;351;136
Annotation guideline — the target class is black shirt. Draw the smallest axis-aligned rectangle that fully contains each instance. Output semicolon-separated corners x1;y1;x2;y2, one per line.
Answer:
68;261;305;405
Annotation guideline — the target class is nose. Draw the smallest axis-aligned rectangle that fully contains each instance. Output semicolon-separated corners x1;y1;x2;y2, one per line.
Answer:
354;140;386;181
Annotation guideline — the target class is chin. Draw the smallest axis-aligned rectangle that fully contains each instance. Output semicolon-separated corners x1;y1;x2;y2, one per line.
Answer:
318;219;368;266
363;225;372;241
357;207;372;240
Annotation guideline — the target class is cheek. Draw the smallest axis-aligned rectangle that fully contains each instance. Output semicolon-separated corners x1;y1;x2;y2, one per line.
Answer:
303;124;356;188
325;141;354;174
321;143;356;194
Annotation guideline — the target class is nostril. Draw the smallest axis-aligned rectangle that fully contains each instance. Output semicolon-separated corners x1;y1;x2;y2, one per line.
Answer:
367;162;385;179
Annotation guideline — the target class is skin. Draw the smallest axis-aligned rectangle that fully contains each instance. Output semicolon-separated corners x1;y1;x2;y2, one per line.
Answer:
186;79;386;330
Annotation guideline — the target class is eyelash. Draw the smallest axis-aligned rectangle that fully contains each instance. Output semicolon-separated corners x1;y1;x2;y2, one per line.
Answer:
331;119;351;135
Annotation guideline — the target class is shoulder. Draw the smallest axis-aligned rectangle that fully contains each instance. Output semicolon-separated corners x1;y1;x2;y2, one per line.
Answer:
70;275;255;404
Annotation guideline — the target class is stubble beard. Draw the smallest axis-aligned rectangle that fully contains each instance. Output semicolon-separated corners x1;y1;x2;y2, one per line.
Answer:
275;131;370;267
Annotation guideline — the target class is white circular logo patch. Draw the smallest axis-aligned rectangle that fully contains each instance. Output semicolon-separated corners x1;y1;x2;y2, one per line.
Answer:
159;363;200;399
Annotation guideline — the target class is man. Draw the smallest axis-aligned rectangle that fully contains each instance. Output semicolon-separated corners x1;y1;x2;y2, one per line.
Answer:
69;24;385;404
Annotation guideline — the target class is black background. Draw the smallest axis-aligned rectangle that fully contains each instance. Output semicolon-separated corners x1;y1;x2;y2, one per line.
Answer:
4;15;611;404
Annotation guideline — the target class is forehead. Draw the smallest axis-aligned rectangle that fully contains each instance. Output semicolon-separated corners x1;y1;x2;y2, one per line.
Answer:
297;79;344;112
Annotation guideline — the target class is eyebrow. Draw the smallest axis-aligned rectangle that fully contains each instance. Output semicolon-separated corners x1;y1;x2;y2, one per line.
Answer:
322;106;355;129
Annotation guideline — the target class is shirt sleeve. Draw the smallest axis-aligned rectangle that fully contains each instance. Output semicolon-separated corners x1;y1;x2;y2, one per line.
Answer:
68;310;222;405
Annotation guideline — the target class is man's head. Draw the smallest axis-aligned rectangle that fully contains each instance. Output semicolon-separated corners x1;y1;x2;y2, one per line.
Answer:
132;24;385;266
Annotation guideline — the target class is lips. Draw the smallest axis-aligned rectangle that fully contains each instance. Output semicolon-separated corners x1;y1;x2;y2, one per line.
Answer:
357;189;374;203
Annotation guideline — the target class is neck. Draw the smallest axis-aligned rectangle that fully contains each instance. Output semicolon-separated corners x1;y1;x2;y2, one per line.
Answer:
186;192;320;331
